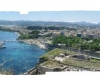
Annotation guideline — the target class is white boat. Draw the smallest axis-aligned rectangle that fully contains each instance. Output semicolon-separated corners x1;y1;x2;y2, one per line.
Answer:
0;41;6;49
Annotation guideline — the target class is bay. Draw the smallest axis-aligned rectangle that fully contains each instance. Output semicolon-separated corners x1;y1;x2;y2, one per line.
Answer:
0;31;46;74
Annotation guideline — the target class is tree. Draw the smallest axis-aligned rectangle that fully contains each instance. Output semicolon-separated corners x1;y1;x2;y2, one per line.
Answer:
52;35;67;45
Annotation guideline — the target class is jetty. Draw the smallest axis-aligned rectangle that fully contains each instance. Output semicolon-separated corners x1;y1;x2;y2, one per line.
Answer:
3;40;17;42
0;40;17;49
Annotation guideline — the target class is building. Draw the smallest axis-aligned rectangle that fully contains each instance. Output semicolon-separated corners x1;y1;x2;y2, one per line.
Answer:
77;33;82;37
88;34;94;39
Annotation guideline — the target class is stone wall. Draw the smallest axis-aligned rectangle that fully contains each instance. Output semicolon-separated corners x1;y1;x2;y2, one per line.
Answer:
37;66;54;74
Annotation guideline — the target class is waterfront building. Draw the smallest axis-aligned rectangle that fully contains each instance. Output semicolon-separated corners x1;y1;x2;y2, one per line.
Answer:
77;33;82;37
88;34;94;39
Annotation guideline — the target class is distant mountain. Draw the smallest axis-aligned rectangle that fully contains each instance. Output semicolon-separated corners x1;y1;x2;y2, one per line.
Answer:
0;20;99;26
70;21;99;26
0;20;78;26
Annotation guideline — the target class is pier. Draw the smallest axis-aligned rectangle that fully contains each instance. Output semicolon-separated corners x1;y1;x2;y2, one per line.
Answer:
0;40;17;42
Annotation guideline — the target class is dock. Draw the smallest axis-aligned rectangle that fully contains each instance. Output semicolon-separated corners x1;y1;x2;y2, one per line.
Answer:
3;40;17;42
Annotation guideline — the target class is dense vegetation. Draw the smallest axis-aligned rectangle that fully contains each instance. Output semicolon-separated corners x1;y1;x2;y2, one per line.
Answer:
27;26;76;30
18;30;40;39
40;48;75;60
52;35;100;52
52;35;81;47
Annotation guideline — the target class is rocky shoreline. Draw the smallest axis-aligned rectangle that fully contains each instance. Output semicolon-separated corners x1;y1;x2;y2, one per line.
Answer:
18;39;47;49
14;32;20;37
15;31;47;49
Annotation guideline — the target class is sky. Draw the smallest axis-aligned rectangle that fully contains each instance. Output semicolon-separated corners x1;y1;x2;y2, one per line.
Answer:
0;11;100;23
0;0;100;23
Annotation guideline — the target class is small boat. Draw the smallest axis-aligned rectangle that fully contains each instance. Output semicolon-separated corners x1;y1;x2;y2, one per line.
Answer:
14;48;16;49
0;46;6;49
3;46;6;48
0;40;6;49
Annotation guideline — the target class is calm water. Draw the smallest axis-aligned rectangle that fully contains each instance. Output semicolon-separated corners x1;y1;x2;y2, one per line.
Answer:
0;31;46;74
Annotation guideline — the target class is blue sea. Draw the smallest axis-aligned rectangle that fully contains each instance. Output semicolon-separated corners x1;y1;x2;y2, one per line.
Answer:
0;31;46;74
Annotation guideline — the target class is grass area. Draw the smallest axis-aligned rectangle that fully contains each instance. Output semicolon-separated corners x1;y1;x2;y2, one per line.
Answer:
90;57;100;63
40;48;75;60
39;48;75;68
63;57;100;70
41;59;63;68
39;48;100;70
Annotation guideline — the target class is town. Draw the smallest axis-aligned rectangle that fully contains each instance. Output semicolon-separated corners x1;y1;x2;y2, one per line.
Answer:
0;22;100;75
0;24;100;50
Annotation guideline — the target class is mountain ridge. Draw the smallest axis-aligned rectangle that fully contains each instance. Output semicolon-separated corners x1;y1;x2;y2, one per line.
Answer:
0;20;99;26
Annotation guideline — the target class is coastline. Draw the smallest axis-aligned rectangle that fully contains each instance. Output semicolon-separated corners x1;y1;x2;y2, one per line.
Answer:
0;29;47;50
16;33;47;75
0;31;46;75
16;32;47;49
14;32;20;37
18;39;47;49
